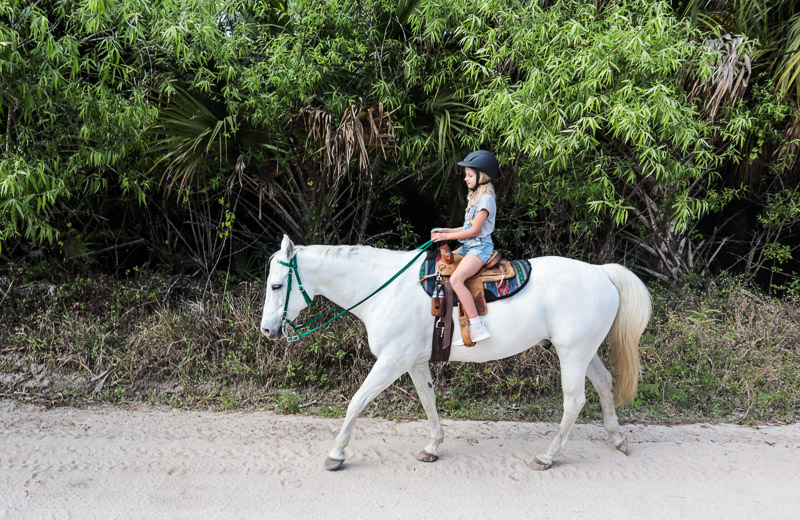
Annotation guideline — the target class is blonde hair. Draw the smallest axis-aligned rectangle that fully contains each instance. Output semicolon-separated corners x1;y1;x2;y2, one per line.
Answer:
467;171;495;206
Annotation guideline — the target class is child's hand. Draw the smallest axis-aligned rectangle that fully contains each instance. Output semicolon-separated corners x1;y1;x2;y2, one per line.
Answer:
431;228;448;242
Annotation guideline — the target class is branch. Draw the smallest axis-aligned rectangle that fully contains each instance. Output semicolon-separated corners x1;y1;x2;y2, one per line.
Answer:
81;239;147;258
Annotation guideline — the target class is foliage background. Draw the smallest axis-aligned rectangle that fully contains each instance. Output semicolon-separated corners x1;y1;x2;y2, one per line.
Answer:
2;0;798;283
1;0;799;421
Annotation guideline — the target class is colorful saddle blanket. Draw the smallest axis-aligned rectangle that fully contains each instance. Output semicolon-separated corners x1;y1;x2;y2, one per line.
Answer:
419;252;531;304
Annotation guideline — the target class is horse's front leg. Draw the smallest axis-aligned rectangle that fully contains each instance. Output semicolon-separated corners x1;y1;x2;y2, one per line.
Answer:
408;363;444;462
325;357;408;471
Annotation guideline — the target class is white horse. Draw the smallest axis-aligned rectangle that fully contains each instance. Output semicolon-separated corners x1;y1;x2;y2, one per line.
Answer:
260;235;651;471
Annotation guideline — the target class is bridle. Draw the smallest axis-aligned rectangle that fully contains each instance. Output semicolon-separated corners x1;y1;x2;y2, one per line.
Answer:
277;254;313;339
273;241;434;341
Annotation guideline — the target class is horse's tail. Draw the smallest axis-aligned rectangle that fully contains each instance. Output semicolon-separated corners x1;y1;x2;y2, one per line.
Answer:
598;264;652;406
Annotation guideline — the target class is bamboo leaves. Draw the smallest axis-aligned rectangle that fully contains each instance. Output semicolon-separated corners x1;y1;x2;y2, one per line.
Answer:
1;0;797;282
0;0;152;251
460;0;752;280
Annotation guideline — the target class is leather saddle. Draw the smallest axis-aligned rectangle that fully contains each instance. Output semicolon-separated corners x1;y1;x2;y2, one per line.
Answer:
424;244;532;357
433;244;517;315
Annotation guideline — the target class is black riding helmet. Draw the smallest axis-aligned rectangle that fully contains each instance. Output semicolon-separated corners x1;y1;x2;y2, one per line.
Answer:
457;150;499;181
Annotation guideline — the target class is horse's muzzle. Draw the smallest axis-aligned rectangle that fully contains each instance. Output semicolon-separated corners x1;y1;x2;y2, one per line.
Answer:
260;323;285;339
260;326;280;339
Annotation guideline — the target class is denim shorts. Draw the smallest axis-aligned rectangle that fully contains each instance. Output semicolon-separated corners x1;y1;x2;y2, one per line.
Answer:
456;237;494;264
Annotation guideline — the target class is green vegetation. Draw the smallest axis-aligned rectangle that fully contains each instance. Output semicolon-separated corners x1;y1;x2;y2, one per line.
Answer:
1;269;797;423
2;0;799;423
1;0;798;284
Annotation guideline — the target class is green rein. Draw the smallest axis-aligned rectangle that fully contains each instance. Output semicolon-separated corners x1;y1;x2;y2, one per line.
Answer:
277;240;434;341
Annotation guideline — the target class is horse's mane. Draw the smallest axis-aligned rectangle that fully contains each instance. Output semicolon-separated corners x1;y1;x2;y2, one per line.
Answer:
308;244;370;261
272;243;412;267
301;244;417;266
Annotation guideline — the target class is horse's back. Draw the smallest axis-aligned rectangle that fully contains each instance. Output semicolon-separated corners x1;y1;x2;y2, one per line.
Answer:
523;256;622;344
526;256;621;299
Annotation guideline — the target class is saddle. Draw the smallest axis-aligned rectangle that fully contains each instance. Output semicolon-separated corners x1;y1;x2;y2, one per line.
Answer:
433;245;515;315
426;244;526;354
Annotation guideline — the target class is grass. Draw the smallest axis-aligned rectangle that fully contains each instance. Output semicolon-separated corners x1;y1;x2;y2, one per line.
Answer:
1;266;798;424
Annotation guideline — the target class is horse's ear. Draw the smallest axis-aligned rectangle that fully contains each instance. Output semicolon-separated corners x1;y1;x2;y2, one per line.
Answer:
280;234;294;259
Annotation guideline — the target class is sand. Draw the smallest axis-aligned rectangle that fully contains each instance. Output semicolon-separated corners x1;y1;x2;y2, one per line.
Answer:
1;400;798;519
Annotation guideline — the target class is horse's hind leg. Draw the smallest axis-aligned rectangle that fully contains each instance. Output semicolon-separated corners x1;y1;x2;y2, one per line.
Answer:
408;363;444;462
586;354;628;453
326;357;407;471
531;352;591;470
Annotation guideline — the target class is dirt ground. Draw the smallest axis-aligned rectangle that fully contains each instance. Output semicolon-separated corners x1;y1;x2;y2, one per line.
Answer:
1;400;798;519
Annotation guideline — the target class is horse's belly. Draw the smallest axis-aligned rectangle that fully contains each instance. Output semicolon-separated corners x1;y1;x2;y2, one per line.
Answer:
447;339;538;363
446;306;548;363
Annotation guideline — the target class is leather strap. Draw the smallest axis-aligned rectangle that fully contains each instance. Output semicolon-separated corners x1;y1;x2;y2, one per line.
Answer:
431;279;455;362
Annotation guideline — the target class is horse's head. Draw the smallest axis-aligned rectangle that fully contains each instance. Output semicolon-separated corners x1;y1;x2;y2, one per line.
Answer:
260;235;314;339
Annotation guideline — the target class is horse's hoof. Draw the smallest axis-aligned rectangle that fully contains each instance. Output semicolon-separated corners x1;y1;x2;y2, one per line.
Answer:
529;457;552;471
324;457;345;471
417;451;439;463
615;438;629;454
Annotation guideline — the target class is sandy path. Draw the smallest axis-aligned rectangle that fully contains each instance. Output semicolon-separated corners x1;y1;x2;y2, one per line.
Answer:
1;400;798;519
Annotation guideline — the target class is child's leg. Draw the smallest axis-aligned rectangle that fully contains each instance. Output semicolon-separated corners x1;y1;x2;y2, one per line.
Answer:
449;254;484;319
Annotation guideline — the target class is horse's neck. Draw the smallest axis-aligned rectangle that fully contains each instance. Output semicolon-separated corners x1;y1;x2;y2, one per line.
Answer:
300;245;412;315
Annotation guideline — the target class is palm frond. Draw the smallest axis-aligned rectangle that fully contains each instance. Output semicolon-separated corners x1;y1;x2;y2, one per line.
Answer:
300;98;397;183
147;87;284;195
675;0;800;105
689;33;752;121
776;12;800;104
416;89;477;199
147;88;236;194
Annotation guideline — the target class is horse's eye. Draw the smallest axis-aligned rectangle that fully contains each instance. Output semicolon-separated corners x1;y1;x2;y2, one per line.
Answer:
271;284;282;291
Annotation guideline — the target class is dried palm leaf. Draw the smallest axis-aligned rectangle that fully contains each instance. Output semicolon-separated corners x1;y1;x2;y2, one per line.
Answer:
299;98;397;182
689;33;752;121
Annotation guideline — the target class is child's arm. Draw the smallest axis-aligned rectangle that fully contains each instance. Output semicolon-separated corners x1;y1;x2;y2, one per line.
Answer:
431;210;489;241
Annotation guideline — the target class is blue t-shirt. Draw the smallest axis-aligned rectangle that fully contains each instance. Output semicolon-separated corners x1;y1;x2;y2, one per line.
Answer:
462;193;496;239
